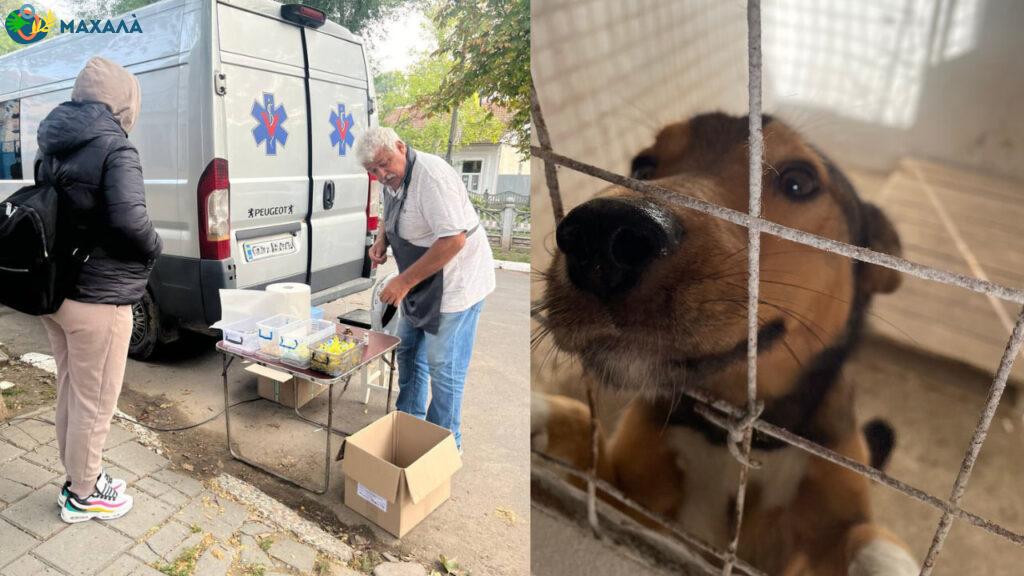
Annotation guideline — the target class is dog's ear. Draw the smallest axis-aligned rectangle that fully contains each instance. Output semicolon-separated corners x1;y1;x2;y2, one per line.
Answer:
631;152;657;180
859;202;902;294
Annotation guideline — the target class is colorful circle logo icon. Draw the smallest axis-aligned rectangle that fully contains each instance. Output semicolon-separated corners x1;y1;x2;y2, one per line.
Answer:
5;4;55;45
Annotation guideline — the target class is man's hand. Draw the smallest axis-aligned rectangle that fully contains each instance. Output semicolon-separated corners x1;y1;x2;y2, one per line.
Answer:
380;275;412;305
369;238;388;266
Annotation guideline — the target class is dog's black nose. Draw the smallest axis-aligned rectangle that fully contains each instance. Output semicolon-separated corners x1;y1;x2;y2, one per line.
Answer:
556;197;682;297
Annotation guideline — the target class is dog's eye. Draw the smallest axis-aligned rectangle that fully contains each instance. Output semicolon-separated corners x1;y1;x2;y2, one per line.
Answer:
777;163;821;200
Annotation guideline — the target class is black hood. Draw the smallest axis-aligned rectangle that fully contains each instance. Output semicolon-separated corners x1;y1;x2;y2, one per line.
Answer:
37;101;125;155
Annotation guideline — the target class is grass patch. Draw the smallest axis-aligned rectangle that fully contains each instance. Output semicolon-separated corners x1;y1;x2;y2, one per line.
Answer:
153;545;201;576
313;557;331;576
189;523;202;534
258;537;273;552
242;564;266;576
350;551;381;573
491;248;530;263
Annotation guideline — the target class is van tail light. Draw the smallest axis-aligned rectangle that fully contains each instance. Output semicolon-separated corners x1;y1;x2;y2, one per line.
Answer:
281;4;326;28
198;158;230;260
366;172;380;232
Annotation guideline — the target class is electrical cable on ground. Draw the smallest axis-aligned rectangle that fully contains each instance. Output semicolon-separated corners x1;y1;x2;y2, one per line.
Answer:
0;397;262;432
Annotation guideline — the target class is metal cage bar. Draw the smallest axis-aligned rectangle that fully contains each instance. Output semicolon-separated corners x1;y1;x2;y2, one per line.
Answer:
919;308;1024;574
721;2;766;574
530;0;1024;573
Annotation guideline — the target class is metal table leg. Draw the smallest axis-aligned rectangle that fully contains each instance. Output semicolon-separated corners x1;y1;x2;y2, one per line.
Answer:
222;354;339;494
292;375;358;437
222;352;234;453
324;380;333;494
385;349;396;413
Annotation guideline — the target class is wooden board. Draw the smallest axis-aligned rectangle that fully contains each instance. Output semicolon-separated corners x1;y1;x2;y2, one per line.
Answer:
849;159;1024;384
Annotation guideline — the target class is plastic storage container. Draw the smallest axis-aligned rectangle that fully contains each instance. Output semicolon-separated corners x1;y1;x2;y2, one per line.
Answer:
221;316;265;353
256;314;302;360
279;319;336;369
309;334;366;376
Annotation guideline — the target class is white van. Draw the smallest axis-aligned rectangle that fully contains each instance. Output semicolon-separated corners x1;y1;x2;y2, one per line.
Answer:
0;0;381;358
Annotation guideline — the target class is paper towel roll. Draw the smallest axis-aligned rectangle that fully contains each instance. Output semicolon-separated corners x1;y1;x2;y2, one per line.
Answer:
266;282;311;320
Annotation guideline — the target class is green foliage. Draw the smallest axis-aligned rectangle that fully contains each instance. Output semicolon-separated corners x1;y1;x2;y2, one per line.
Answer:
351;551;378;573
0;31;18;58
437;554;471;576
63;0;161;20
491;247;529;263
430;0;529;156
242;565;266;576
313;557;331;576
152;545;200;576
375;54;505;156
468;194;488;210
106;0;158;16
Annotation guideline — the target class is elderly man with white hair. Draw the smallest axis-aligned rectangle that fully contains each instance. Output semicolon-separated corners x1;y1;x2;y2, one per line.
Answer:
355;127;495;452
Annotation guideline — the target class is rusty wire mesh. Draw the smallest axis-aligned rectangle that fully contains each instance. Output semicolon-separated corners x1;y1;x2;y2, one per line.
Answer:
530;0;1024;574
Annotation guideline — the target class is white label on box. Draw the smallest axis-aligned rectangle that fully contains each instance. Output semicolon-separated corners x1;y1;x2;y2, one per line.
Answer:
357;483;388;512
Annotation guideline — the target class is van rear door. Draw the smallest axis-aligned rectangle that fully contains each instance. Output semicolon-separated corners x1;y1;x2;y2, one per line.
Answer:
303;29;371;292
217;3;309;289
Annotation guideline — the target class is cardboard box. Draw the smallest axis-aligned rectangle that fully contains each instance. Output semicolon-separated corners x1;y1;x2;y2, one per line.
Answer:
341;411;462;537
248;364;324;409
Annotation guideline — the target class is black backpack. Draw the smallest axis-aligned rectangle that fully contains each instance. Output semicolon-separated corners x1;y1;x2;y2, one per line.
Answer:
0;159;92;315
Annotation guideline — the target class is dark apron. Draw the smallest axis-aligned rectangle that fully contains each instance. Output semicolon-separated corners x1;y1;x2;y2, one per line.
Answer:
383;147;482;335
382;147;443;334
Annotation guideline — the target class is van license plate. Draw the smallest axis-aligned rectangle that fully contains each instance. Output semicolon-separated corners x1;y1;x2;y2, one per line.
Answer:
243;237;297;263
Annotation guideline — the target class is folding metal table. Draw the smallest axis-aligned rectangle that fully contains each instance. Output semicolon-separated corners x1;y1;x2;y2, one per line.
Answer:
217;324;400;494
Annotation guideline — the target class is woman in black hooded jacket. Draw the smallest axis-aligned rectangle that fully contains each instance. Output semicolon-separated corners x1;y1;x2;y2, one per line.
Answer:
37;56;161;524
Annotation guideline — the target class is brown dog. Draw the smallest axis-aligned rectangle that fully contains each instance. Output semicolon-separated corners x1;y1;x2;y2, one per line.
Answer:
533;113;916;575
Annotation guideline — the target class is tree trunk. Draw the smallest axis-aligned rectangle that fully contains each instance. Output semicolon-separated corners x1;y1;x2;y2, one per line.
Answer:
445;104;460;164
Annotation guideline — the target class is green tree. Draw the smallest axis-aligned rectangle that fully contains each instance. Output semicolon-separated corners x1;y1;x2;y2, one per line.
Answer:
429;0;529;156
0;26;19;58
375;53;505;157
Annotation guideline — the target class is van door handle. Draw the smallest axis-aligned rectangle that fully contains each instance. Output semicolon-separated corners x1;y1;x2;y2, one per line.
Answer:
323;180;335;210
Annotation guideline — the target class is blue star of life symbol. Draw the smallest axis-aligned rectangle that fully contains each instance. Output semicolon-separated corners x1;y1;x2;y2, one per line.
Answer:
251;93;288;155
329;103;355;156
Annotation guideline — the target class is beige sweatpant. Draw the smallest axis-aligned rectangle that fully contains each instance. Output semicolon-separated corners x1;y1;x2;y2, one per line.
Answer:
40;299;133;498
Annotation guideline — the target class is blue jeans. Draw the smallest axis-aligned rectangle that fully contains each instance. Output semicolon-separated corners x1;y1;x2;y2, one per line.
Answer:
394;299;484;449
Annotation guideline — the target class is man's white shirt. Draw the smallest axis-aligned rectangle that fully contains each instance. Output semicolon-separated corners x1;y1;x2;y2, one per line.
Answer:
384;150;496;313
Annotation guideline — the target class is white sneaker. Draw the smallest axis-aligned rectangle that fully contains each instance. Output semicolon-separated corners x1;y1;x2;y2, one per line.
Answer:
57;469;126;507
60;474;133;523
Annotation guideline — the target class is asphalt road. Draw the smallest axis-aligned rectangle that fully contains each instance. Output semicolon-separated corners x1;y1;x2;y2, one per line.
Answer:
0;265;530;576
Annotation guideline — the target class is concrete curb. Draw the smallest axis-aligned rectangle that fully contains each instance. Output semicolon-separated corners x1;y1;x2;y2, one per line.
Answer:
0;403;55;425
19;353;56;375
212;472;355;562
494;260;530;272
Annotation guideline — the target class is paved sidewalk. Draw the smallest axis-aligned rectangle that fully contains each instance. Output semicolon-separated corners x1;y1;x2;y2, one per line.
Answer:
0;406;426;576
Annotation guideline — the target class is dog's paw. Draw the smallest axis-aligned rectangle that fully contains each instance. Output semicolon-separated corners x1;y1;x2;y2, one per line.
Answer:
848;539;918;576
531;392;552;452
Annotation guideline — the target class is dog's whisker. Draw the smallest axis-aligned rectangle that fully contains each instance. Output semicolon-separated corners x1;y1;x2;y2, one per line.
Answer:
758;301;830;351
753;278;918;346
